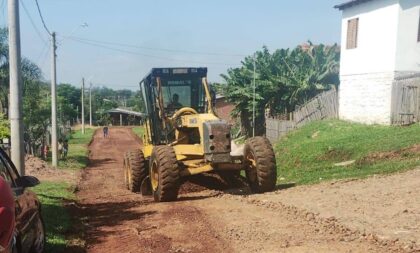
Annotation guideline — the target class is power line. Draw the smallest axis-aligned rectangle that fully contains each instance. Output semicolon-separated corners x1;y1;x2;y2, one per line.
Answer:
34;0;51;35
65;35;247;58
20;0;48;45
36;40;50;69
66;36;240;66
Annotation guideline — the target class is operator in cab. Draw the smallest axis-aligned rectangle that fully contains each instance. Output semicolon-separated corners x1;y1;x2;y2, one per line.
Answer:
167;93;183;111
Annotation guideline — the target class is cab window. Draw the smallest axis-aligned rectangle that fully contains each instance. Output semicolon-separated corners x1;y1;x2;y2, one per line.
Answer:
159;77;206;113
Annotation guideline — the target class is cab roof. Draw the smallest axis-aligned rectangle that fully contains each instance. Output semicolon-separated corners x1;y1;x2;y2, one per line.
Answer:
141;67;208;84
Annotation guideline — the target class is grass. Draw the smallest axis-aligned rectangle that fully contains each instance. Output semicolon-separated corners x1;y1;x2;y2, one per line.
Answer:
37;128;95;252
274;120;420;185
58;128;96;170
132;126;144;139
33;182;75;253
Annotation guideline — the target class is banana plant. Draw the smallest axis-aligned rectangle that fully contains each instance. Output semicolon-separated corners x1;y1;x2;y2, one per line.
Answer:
222;42;340;137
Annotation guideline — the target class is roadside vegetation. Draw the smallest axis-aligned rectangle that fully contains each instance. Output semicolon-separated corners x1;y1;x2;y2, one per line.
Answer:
132;126;144;139
33;182;75;252
58;128;96;170
275;120;420;185
33;128;95;252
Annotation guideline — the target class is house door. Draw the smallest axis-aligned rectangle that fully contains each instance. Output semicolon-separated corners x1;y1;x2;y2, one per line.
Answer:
399;85;418;125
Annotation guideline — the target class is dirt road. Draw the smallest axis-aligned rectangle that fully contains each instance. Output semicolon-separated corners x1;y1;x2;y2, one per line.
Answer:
76;128;419;253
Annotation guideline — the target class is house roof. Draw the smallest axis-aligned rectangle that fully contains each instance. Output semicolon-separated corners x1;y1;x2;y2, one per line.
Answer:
334;0;376;10
107;108;144;117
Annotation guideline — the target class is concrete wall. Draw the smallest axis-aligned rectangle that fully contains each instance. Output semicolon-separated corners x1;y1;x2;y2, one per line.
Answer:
395;0;420;72
339;72;395;125
340;0;400;75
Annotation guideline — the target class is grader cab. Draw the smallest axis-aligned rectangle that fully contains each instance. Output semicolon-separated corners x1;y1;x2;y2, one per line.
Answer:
123;67;277;202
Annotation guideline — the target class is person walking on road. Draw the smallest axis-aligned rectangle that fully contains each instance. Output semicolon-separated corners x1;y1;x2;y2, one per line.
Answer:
103;126;109;138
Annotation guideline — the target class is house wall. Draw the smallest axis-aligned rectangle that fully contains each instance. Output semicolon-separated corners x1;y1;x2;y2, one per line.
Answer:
339;0;399;124
339;72;394;124
395;0;420;72
340;0;400;75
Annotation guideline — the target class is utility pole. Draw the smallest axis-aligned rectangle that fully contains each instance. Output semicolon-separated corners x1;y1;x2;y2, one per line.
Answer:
252;54;256;137
81;78;85;134
8;0;25;175
89;83;92;126
51;32;58;167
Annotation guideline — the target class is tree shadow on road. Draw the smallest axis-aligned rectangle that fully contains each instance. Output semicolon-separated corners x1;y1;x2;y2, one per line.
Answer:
67;199;156;251
87;158;115;167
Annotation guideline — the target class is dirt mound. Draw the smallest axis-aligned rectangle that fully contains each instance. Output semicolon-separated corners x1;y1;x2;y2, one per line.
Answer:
25;155;78;182
179;173;247;194
358;144;420;165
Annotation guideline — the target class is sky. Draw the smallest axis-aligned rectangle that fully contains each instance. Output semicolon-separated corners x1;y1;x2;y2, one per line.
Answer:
0;0;344;90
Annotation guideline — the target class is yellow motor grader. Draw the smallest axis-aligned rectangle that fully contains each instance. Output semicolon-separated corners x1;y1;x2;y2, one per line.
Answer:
123;67;277;202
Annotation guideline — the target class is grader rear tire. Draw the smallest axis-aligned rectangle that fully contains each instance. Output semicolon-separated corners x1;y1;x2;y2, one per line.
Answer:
244;136;277;193
126;150;146;193
150;146;180;202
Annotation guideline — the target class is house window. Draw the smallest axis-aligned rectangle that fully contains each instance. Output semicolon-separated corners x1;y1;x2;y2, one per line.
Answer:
347;18;359;49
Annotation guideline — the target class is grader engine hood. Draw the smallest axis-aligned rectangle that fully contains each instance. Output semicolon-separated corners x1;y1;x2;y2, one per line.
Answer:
203;120;231;163
178;113;232;163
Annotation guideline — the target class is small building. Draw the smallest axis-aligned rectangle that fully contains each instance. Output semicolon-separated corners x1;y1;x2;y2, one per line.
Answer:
336;0;420;125
107;108;144;126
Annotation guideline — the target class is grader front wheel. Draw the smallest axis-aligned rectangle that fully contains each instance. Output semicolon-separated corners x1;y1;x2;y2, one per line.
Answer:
244;137;277;193
124;150;147;192
150;146;180;202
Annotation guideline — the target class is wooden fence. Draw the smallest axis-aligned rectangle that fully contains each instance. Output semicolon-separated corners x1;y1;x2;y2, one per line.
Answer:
266;88;338;142
391;75;420;125
293;88;339;127
265;119;296;143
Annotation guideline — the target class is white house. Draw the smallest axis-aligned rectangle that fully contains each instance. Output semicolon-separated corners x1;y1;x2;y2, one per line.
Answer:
336;0;420;125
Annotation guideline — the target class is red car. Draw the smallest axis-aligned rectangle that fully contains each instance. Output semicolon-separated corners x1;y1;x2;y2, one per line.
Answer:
0;176;14;252
0;148;45;253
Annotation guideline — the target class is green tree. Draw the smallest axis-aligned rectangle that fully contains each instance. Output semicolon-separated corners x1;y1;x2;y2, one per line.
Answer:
126;90;144;112
222;43;340;137
0;113;9;139
57;83;81;125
